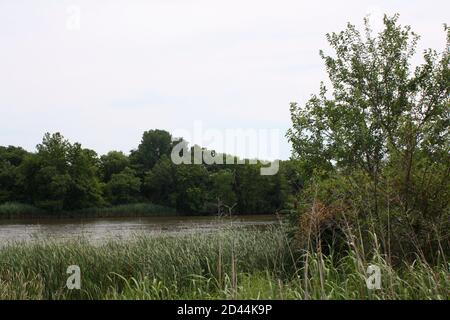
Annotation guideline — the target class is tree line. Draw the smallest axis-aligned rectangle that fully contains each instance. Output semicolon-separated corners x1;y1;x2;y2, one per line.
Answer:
0;130;301;215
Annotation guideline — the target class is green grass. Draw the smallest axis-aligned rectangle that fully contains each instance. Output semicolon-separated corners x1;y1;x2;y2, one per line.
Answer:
72;203;177;217
0;202;177;219
0;227;448;300
0;202;44;219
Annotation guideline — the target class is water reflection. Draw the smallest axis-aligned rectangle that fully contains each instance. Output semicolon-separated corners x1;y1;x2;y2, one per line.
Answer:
0;215;278;244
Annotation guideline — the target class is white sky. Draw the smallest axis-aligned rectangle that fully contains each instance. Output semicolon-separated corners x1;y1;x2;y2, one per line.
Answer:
0;0;448;160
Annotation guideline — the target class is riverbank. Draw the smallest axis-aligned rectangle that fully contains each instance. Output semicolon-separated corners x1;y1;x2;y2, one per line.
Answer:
0;227;448;300
0;202;177;219
0;202;278;219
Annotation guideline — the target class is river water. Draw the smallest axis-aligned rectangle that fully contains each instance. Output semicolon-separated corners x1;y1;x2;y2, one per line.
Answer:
0;215;278;244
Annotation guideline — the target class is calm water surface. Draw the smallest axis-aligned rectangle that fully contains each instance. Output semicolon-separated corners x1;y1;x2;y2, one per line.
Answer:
0;215;278;244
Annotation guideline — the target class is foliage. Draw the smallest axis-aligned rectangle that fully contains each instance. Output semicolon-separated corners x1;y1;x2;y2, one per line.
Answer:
0;146;29;203
105;167;141;205
143;155;177;208
17;133;104;212
0;130;291;216
100;151;130;182
287;15;450;261
0;202;44;219
0;228;447;300
73;203;177;217
0;202;176;219
210;169;237;215
130;129;173;173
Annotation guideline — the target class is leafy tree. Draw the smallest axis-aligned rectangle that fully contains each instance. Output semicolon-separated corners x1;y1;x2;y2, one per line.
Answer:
20;133;104;211
0;130;296;216
143;155;177;207
287;15;449;259
105;167;141;205
130;129;173;172
66;143;104;210
100;151;130;182
210;169;237;215
261;166;289;213
36;132;71;171
174;164;210;213
0;160;17;203
0;146;29;203
0;146;29;166
287;15;449;217
234;164;264;214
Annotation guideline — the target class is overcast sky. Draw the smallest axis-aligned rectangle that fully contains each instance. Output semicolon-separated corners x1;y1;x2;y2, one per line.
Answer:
0;0;448;160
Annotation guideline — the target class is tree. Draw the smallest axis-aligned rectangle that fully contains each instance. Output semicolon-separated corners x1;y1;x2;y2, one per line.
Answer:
143;155;177;207
286;15;449;260
287;15;449;217
0;160;17;203
210;169;237;216
0;146;29;203
0;146;29;166
66;143;104;210
130;129;173;173
262;166;289;213
234;164;263;214
20;133;104;211
105;167;141;205
100;151;130;182
174;164;210;213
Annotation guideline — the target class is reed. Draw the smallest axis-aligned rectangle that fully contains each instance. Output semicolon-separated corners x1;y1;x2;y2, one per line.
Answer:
0;202;44;219
0;202;176;219
0;226;448;300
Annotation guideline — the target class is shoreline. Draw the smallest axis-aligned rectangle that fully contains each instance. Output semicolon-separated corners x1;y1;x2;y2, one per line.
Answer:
0;202;280;220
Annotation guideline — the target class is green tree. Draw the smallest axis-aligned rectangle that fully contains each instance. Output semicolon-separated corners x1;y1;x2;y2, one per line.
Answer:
66;143;104;210
0;146;29;166
234;164;263;214
287;15;449;259
287;15;449;217
130;129;173;173
20;133;104;211
174;164;210;214
0;146;29;203
143;155;177;207
100;151;130;182
262;166;289;213
210;169;237;215
0;160;18;203
105;167;141;205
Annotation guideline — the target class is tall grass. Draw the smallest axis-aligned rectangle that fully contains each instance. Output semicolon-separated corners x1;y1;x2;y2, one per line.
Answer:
0;227;448;300
72;203;177;217
0;202;44;219
0;202;176;219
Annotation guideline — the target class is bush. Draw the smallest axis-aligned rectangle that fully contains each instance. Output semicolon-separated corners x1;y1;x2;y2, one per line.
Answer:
0;228;448;300
0;202;43;219
292;170;450;264
287;16;450;264
74;203;177;217
0;202;176;219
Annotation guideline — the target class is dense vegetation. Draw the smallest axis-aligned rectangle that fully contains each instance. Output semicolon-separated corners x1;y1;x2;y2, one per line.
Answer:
0;130;296;217
0;15;448;300
287;15;449;264
0;227;448;300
